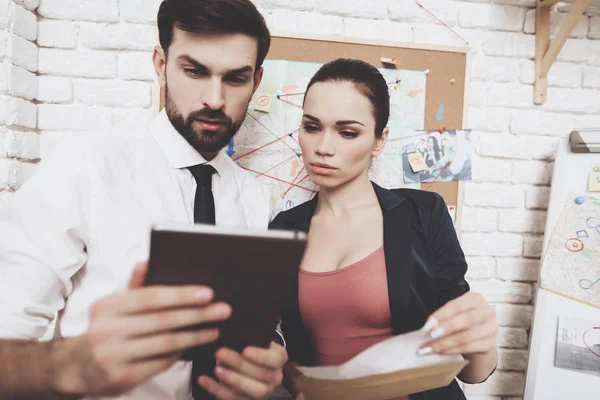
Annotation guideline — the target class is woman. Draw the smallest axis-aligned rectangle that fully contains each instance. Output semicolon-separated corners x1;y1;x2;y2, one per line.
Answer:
269;59;498;399
424;136;441;168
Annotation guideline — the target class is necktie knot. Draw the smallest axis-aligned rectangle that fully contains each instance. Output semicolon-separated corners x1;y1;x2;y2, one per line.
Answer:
188;164;216;189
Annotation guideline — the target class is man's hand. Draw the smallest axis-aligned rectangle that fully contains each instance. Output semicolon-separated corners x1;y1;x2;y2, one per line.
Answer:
197;341;287;399
53;261;232;397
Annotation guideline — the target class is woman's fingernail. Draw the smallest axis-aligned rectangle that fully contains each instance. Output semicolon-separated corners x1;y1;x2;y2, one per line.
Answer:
422;317;439;332
430;327;445;339
417;346;433;356
195;289;212;300
215;366;226;377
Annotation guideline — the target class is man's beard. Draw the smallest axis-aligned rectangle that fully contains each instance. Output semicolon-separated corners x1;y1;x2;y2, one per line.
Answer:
165;85;245;155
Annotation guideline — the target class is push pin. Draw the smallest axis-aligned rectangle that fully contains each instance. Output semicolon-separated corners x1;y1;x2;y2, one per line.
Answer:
575;196;585;205
450;78;456;84
424;69;430;75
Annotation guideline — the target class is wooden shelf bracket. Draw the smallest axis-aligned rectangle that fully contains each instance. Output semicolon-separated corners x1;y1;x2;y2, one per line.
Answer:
534;0;590;104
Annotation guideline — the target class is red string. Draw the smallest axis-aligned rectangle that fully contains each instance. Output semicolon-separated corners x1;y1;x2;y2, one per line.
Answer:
414;0;469;46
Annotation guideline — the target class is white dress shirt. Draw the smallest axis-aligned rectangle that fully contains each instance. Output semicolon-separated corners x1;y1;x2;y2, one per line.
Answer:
0;111;271;399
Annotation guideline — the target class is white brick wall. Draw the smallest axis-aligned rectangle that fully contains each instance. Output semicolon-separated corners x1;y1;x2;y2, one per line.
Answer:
3;0;600;397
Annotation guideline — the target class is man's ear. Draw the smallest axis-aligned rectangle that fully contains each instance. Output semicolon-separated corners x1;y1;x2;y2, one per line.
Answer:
252;67;264;94
152;45;167;88
372;127;389;157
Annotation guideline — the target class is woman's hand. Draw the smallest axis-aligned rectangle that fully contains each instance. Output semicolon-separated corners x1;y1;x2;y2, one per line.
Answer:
418;292;498;356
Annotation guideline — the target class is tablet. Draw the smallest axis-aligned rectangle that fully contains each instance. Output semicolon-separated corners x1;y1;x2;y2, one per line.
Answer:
144;222;307;361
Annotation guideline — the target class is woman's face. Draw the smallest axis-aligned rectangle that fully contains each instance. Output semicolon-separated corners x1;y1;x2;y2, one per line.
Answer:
299;81;387;190
427;137;435;151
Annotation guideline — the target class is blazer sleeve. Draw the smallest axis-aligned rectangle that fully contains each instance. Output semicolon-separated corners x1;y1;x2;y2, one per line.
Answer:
427;193;470;309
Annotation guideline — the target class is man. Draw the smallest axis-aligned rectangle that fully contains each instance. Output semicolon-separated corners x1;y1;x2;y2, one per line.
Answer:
0;0;287;399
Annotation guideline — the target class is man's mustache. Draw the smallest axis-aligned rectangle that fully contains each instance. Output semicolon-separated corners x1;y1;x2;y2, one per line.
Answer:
187;109;232;126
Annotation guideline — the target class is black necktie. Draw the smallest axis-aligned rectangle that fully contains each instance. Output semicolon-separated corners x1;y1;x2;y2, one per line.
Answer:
188;164;217;399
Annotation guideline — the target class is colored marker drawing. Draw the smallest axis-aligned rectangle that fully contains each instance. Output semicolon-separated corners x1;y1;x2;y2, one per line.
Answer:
540;193;600;308
233;59;427;217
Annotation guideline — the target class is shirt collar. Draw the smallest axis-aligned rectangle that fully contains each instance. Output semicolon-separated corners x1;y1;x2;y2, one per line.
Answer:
150;110;229;176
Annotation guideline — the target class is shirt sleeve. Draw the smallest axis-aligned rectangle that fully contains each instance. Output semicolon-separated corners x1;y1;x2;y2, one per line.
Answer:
427;193;470;309
0;140;90;340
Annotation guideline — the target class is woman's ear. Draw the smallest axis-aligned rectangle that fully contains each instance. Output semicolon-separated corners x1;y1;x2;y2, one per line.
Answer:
372;127;389;157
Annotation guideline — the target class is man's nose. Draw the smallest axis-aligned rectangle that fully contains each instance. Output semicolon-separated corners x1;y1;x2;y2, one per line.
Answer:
202;78;225;110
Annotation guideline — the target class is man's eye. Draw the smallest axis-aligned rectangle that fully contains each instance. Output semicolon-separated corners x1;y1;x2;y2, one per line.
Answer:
184;68;204;77
227;76;248;85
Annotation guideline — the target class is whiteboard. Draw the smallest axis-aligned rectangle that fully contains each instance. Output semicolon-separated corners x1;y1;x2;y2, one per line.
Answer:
523;134;600;400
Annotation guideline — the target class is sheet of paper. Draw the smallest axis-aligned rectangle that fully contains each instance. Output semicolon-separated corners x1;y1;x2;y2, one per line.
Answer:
588;164;600;192
296;328;464;380
408;152;427;172
555;315;600;377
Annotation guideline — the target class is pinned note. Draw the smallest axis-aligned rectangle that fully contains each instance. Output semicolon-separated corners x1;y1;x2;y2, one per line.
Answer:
381;57;397;65
588;164;600;192
254;93;272;112
408;152;427;173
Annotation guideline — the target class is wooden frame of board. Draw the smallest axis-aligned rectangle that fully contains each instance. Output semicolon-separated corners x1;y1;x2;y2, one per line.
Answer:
157;33;470;233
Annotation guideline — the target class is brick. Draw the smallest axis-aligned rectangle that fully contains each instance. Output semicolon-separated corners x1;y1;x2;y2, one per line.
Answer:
343;18;413;42
558;38;588;62
499;209;547;233
389;0;458;25
497;258;540;281
9;3;37;41
468;81;486;106
0;128;38;159
0;0;8;29
545;87;600;114
74;79;151;108
469;279;532;303
14;0;39;11
525;186;550;210
524;9;589;38
463;371;525;396
119;0;163;24
487;83;532;108
590;16;600;39
318;0;385;19
523;235;544;257
264;10;342;35
113;108;154;132
519;59;582;88
80;22;157;51
39;48;117;79
526;135;559;161
38;104;112;131
6;33;37;72
263;0;314;11
494;304;533;328
583;66;600;89
461;232;523;257
510;109;573;136
482;32;535;58
464;182;524;208
472;55;519;82
498;327;528;348
511;160;550;185
36;76;72;103
458;4;525;31
5;62;36;100
468;107;510;133
37;0;118;22
0;95;36;128
37;20;77;48
38;131;79;158
573;113;600;129
461;206;498;232
465;256;496;279
588;41;600;66
478;132;530;160
413;24;478;49
0;158;36;189
118;51;155;81
471;156;512;183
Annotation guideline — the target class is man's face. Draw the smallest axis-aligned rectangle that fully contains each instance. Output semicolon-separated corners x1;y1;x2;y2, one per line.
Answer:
441;132;456;152
153;28;263;159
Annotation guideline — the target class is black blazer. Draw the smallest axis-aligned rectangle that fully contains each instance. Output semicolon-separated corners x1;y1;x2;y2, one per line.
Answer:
269;183;470;400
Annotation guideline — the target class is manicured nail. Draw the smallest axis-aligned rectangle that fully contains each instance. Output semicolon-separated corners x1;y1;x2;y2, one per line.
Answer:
417;346;433;356
430;327;445;339
422;317;439;332
215;366;226;377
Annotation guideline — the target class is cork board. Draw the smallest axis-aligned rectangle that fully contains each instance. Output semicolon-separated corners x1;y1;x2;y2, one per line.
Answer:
159;33;469;222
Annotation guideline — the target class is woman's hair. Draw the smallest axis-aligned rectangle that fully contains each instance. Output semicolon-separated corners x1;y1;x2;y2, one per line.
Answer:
157;0;271;70
304;58;390;138
428;136;441;160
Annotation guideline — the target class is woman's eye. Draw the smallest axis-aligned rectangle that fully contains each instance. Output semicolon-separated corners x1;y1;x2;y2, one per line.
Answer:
302;125;319;133
341;131;358;138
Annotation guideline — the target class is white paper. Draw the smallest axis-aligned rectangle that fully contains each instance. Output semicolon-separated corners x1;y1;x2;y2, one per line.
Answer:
296;328;464;380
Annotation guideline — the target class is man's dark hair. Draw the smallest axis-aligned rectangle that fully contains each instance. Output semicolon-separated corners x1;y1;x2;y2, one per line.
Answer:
157;0;271;70
304;58;390;138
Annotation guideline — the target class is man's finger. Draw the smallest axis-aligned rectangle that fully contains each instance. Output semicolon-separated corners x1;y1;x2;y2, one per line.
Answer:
215;348;280;384
128;261;149;289
124;329;220;361
214;365;272;399
93;285;215;316
198;375;251;400
242;342;288;370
